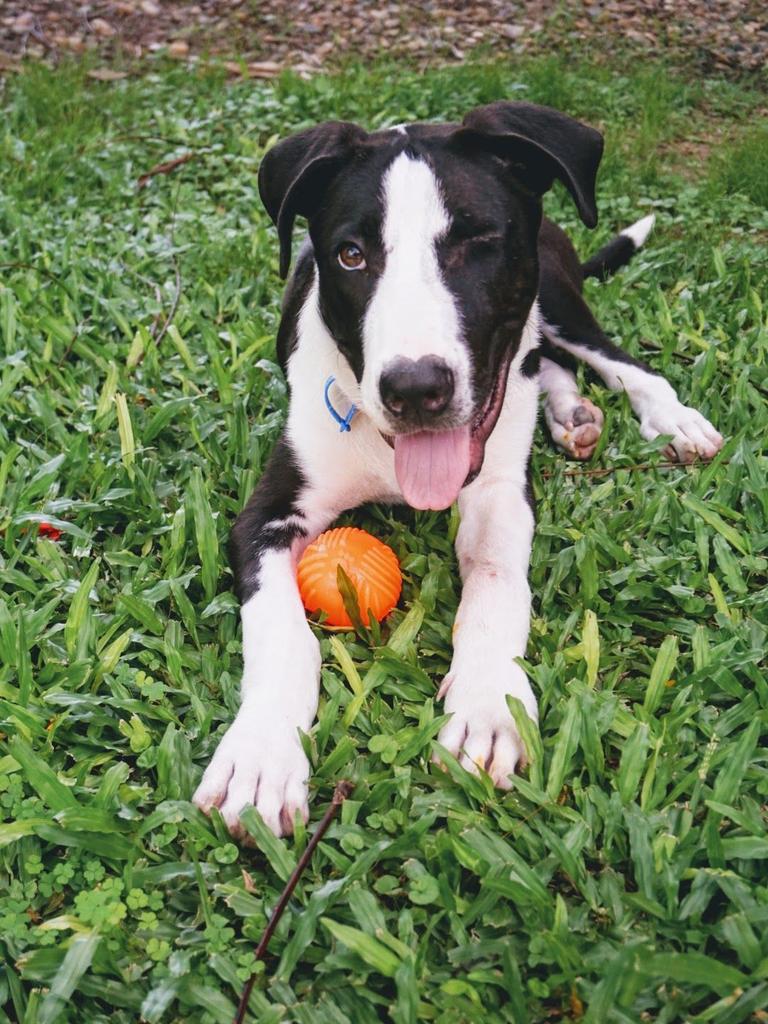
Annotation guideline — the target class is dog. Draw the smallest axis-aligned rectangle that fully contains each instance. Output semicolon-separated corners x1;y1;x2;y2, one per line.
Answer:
192;102;723;838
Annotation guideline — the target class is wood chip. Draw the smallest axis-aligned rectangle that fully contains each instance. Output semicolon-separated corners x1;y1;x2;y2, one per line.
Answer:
167;39;190;58
91;18;117;38
87;67;129;80
0;0;765;74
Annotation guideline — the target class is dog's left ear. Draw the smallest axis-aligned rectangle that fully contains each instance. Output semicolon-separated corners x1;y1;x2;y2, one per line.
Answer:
259;121;369;277
455;101;603;227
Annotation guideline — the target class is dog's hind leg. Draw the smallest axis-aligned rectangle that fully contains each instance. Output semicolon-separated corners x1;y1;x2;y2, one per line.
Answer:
539;344;604;460
539;282;723;463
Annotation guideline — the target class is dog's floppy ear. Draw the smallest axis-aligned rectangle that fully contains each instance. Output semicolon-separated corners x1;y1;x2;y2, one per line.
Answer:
455;101;603;227
258;121;369;277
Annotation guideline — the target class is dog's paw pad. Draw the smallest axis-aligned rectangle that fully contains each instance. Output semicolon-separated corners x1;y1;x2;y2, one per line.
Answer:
548;397;604;460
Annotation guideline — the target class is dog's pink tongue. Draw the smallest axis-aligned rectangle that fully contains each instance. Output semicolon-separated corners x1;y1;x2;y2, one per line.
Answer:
394;426;471;510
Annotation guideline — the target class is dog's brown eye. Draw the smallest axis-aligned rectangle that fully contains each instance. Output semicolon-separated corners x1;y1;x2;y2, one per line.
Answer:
337;243;366;271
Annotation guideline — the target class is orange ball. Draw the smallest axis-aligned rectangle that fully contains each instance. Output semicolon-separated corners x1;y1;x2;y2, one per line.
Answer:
297;527;402;629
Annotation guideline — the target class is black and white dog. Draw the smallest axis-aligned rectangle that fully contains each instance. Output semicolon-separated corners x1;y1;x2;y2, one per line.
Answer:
193;102;723;838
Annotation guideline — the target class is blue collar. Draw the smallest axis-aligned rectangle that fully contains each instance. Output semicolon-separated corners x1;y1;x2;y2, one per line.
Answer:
324;375;358;433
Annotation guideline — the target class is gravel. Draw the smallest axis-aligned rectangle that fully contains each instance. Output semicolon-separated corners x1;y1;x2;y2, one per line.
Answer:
1;0;766;79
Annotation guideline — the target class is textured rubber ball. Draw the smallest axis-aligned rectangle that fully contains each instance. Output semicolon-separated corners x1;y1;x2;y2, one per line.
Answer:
297;527;402;629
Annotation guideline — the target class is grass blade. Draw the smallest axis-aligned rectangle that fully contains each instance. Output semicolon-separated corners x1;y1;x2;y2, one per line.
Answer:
188;467;220;602
39;933;100;1024
64;558;100;660
321;918;403;978
643;635;678;714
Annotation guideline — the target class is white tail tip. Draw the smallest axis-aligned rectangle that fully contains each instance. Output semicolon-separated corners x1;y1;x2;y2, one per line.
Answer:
621;213;656;250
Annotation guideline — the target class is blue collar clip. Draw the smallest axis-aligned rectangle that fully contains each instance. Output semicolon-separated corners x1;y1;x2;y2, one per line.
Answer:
324;375;358;433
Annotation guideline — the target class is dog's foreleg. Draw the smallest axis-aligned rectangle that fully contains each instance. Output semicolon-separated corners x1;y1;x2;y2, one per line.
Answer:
436;376;539;787
192;436;330;839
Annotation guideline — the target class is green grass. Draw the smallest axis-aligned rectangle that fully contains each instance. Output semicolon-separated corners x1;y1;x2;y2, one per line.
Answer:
1;56;767;1024
710;125;768;209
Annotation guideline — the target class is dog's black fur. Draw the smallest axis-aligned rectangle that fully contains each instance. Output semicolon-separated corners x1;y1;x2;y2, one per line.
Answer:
194;102;723;838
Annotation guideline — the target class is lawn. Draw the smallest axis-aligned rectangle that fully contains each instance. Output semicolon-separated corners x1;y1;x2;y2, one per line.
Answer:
1;55;767;1024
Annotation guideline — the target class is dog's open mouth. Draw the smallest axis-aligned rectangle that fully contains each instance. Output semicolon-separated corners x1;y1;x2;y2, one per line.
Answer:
384;349;514;511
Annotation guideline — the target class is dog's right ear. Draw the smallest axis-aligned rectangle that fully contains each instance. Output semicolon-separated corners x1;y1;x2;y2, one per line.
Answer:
258;121;368;278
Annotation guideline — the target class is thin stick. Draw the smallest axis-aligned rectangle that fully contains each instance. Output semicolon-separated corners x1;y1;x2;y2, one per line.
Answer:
638;341;696;364
0;262;71;290
138;182;183;363
151;254;182;348
233;781;354;1024
540;456;731;480
137;152;195;189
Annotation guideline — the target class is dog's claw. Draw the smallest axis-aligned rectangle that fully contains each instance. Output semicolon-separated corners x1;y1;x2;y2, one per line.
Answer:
193;715;310;840
640;402;723;464
434;664;536;790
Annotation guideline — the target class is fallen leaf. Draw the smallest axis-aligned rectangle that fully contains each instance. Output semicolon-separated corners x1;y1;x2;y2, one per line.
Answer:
90;18;116;38
137;151;195;189
168;39;190;58
87;68;129;81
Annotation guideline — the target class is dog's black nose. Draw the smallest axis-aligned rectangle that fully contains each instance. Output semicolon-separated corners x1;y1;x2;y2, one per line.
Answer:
379;356;455;421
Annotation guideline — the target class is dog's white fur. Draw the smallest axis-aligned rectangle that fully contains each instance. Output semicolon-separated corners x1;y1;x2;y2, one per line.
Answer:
361;153;473;431
193;549;319;836
193;156;723;836
539;356;605;460
542;321;723;462
622;212;656;249
437;305;540;780
195;274;543;831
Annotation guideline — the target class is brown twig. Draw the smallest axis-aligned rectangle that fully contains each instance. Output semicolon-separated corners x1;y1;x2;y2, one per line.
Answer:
137;184;183;364
137;152;195;189
638;341;695;365
0;261;73;293
233;781;354;1024
540;457;731;480
150;254;182;348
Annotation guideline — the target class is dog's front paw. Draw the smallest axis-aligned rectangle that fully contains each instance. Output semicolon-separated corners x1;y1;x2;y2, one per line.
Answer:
640;401;723;463
193;710;310;839
435;664;537;788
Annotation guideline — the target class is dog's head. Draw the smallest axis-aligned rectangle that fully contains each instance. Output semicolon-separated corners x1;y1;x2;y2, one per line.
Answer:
259;102;603;509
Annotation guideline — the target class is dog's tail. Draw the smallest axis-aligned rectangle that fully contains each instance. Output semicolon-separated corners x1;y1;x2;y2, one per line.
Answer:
581;213;656;281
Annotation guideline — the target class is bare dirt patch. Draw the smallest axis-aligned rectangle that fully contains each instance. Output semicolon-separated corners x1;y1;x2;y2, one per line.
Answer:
1;1;767;79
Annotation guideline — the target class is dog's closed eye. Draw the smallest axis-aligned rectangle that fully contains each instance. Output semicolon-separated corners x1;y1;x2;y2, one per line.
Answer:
460;231;504;247
441;228;504;269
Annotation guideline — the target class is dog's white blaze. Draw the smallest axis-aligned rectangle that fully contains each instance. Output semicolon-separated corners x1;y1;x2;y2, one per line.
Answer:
361;153;472;427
